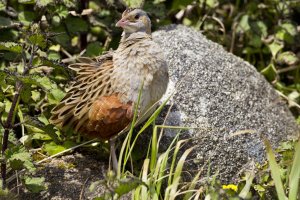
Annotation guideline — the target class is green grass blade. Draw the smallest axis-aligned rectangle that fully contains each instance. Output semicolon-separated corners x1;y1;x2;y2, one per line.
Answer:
150;125;158;172
239;170;255;199
141;158;150;200
168;139;188;185
183;170;202;200
118;85;143;177
288;138;300;200
263;137;287;200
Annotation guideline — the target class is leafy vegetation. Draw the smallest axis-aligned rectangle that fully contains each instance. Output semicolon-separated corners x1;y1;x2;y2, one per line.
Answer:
0;0;299;199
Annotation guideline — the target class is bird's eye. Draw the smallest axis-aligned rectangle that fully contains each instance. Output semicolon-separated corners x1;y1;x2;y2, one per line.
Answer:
134;14;140;19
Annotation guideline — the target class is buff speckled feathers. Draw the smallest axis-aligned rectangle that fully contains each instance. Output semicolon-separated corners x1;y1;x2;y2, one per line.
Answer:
49;8;169;171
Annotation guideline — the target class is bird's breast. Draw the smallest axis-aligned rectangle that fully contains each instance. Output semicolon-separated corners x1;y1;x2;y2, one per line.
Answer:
112;40;168;113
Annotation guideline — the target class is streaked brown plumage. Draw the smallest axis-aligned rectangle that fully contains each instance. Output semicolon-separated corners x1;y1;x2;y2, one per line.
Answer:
49;8;169;170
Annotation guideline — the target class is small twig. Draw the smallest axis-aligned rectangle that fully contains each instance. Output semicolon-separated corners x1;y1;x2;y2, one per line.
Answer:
277;65;299;74
79;177;89;200
0;23;22;30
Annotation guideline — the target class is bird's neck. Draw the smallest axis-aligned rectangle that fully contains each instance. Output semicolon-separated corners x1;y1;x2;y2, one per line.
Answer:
118;32;151;49
121;31;151;42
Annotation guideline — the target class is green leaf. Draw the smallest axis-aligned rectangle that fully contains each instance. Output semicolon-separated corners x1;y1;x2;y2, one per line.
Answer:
18;11;36;26
36;0;53;7
237;15;250;33
32;132;52;140
0;1;5;11
18;0;35;4
85;42;103;57
55;5;69;18
275;23;297;44
48;51;61;60
268;41;283;57
7;151;35;171
0;16;12;27
21;85;32;103
122;0;144;8
65;17;88;33
24;177;46;193
28;34;47;48
62;0;76;8
171;0;193;10
31;90;41;102
249;34;262;48
260;63;277;82
0;42;22;53
115;178;145;197
276;51;299;65
36;76;56;90
0;89;4;102
43;142;66;155
252;20;267;37
47;88;65;104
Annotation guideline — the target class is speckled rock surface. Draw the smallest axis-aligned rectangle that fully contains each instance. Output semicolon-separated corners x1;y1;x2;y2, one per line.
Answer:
152;25;299;182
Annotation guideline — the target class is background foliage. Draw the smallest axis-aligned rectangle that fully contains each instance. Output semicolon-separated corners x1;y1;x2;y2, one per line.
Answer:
0;0;299;198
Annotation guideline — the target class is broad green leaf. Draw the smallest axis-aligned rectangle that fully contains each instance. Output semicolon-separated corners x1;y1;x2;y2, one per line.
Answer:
47;88;65;104
36;0;53;7
275;23;297;44
0;42;22;53
268;41;283;57
24;177;46;193
28;34;46;48
43;142;66;155
260;63;277;82
171;0;193;10
62;0;76;8
48;51;61;60
115;178;145;196
18;11;36;26
36;76;56;90
122;0;144;7
0;1;5;11
249;35;262;48
237;15;250;33
32;132;52;140
281;23;297;36
51;15;61;27
65;17;88;33
252;20;267;37
85;42;103;57
55;5;69;18
0;16;12;27
276;51;299;65
7;151;35;171
31;90;41;102
21;85;32;103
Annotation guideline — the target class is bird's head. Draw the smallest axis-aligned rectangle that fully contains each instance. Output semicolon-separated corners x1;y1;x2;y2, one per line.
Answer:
116;8;151;35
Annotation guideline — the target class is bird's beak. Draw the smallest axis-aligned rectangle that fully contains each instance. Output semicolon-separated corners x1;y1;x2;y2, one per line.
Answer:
116;18;129;28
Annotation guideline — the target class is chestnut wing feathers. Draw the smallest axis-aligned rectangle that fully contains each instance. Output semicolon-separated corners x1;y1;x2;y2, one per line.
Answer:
49;52;132;139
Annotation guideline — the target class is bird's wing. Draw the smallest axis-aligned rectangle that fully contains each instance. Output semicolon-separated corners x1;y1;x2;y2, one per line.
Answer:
49;51;133;139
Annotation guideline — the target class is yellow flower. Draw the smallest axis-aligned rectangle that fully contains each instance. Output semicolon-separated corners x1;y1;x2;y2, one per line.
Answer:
222;184;238;192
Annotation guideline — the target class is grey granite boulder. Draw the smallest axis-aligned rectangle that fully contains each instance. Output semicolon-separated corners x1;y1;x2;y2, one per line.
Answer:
152;25;299;182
